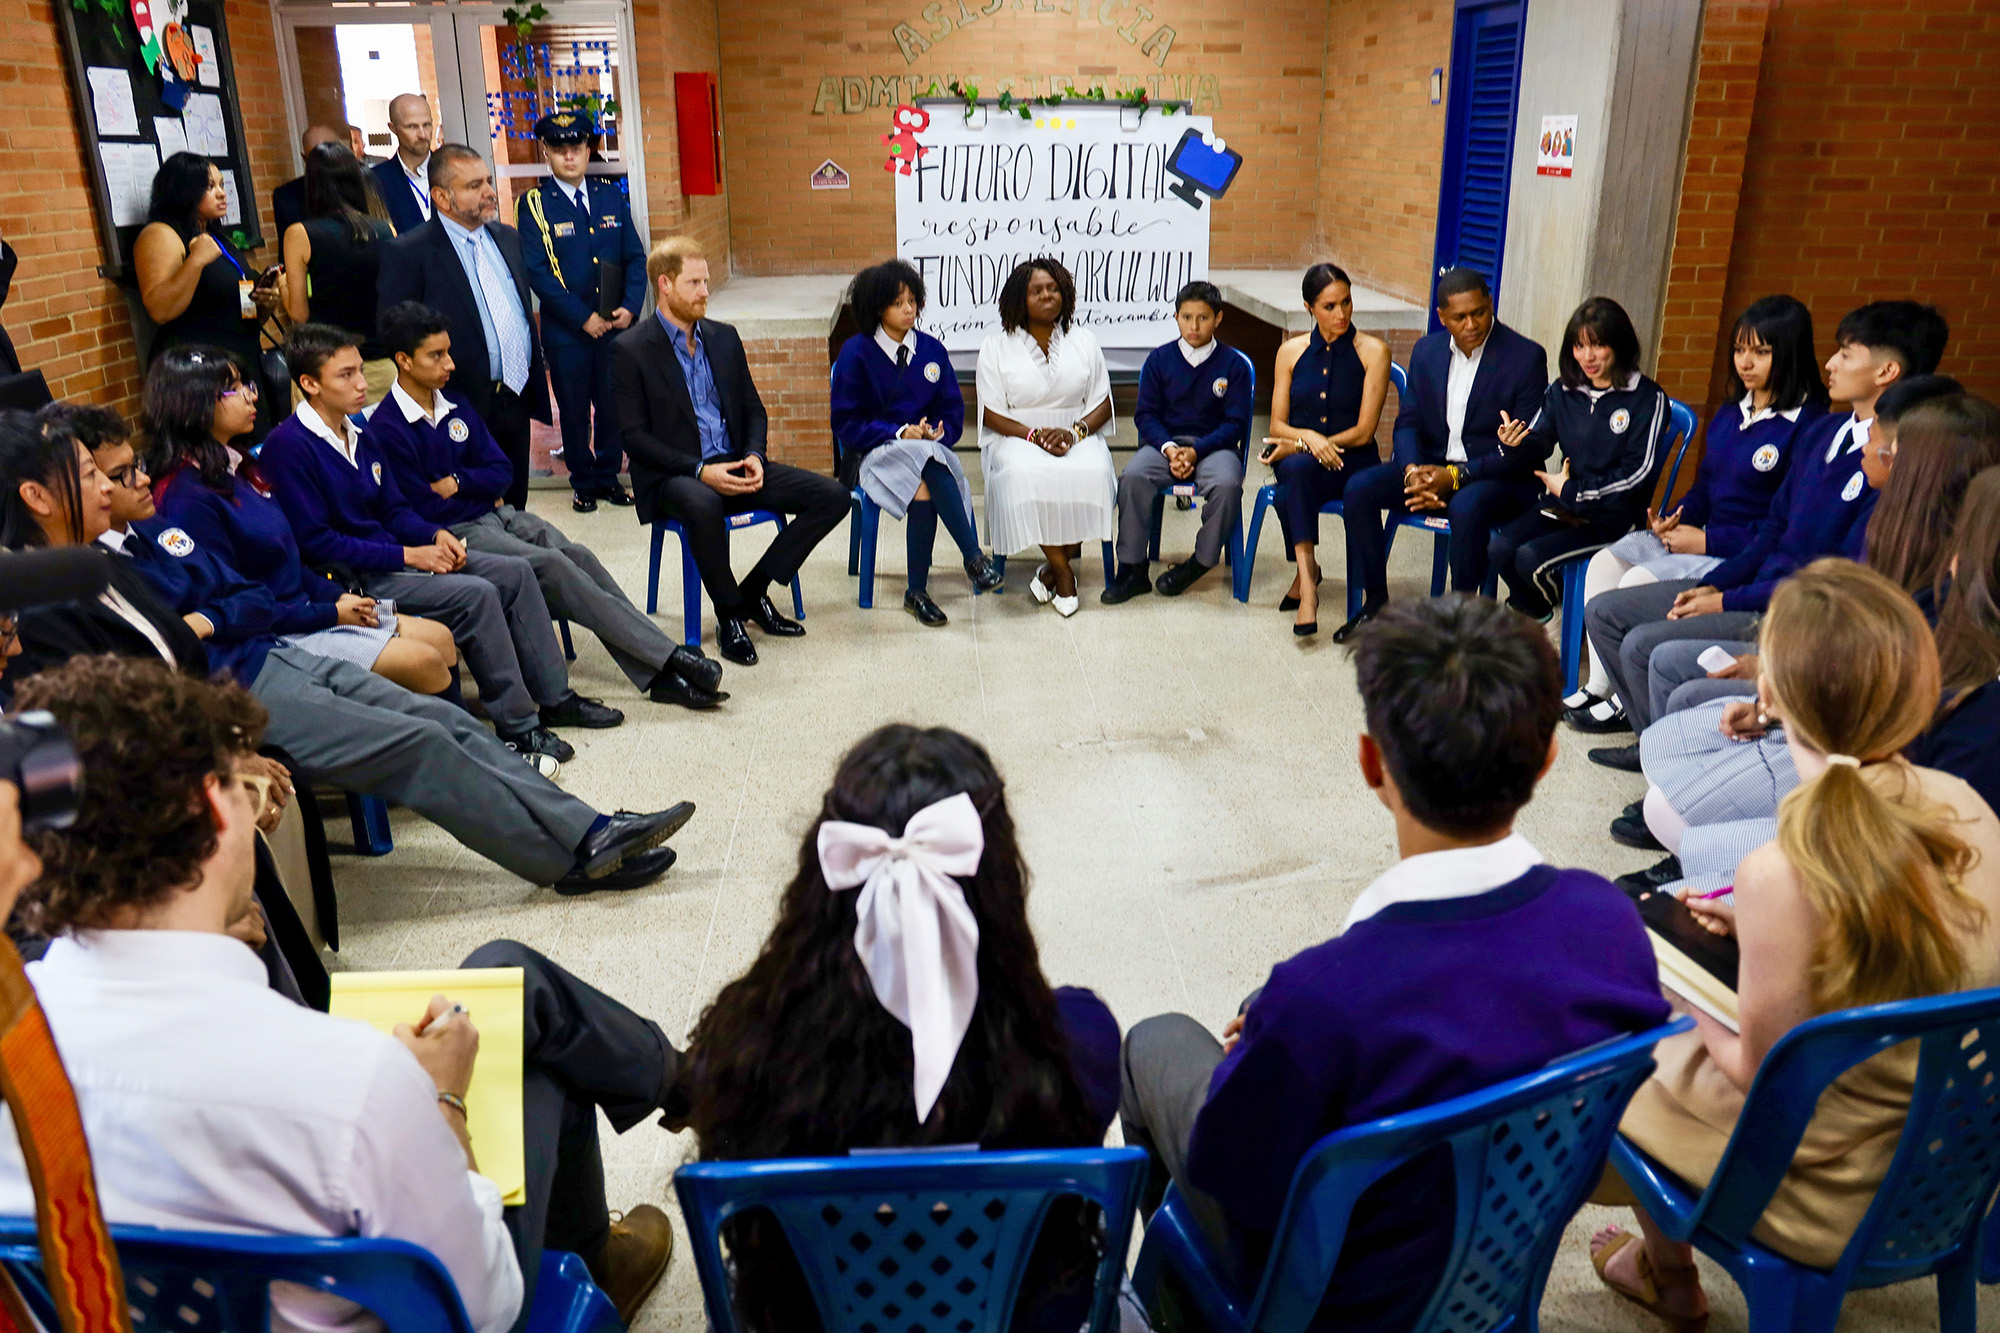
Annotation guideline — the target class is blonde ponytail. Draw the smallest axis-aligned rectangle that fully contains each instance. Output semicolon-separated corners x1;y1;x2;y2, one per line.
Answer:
1764;559;1983;1011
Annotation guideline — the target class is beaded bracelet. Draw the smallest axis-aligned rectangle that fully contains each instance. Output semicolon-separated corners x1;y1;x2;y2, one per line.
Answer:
438;1091;468;1117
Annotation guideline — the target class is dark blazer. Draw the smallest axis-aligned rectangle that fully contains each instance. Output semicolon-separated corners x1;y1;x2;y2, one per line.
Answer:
376;217;551;425
611;313;768;526
272;176;308;239
11;549;208;681
369;157;431;235
1390;322;1549;482
0;240;20;377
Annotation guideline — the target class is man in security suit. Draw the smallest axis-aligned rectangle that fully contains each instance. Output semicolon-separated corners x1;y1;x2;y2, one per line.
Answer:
518;110;649;513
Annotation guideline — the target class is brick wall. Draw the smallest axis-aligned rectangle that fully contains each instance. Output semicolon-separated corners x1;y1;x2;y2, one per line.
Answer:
1659;0;2000;424
630;0;732;267
712;0;1331;275
2;0;291;414
294;27;348;137
745;337;835;469
1313;0;1451;307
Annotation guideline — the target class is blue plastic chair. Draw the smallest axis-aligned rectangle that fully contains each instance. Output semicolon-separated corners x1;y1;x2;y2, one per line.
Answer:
675;1147;1147;1333
1547;398;1698;694
645;514;806;647
1240;362;1408;613
346;792;393;857
1131;1018;1691;1333
1140;347;1254;604
0;1221;620;1333
1611;988;2000;1332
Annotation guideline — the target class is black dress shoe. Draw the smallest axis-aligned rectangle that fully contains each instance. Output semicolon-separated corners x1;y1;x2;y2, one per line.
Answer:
1331;596;1387;645
1611;808;1666;851
541;692;625;729
1588;742;1644;773
715;617;758;665
647;671;729;709
555;845;677;896
665;644;723;693
1505;597;1554;625
570;802;697;880
965;553;1004;592
601;485;635;506
1293;619;1318;638
571;493;599;514
904;589;948;626
1279;576;1323;613
1100;566;1152;605
1615;855;1684;897
746;594;805;636
1563;695;1632;733
500;724;575;763
1154;557;1212;597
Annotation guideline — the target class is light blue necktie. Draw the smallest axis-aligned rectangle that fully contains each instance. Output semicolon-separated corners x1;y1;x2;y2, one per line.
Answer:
466;234;532;395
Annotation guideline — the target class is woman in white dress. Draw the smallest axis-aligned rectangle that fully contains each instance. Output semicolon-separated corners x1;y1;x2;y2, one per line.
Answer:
976;259;1116;616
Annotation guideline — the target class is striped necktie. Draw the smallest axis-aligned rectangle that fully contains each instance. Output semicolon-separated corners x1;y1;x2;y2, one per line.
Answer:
465;233;532;394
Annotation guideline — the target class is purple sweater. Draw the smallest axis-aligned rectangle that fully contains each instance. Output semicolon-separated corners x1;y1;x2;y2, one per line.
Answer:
1187;865;1670;1330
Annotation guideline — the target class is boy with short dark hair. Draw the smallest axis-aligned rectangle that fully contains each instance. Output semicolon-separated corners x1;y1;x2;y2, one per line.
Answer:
1103;281;1252;602
1120;595;1669;1331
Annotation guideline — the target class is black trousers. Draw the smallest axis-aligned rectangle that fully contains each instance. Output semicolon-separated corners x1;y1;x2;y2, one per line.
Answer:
1487;508;1633;617
459;940;679;1332
469;384;534;511
1341;463;1540;600
545;339;621;498
656;461;850;614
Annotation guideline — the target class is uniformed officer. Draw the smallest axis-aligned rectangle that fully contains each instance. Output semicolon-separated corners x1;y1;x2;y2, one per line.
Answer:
519;110;649;512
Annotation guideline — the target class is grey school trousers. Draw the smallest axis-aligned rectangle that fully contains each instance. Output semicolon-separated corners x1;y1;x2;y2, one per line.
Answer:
453;506;676;691
251;646;596;884
1116;445;1245;569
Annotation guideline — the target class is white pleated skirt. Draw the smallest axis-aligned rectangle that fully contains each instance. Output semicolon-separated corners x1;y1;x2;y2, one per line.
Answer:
980;411;1116;553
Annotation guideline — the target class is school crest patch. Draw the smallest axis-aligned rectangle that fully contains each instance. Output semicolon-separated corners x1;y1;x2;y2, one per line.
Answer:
1609;408;1631;435
156;527;194;557
449;418;471;442
1212;376;1230;398
1841;471;1864;503
923;361;941;383
1752;443;1780;473
371;461;383;485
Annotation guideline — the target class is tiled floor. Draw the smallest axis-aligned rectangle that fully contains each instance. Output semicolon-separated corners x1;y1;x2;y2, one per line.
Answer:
325;435;1979;1333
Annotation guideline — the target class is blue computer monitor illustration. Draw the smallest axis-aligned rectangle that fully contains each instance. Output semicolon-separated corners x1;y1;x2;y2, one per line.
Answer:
1165;128;1242;209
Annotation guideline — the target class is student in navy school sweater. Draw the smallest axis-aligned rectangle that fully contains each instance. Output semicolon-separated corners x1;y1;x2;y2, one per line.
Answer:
258;323;621;764
1583;300;1951;749
1102;280;1252;604
1119;595;1670;1333
830;259;1002;627
365;302;727;711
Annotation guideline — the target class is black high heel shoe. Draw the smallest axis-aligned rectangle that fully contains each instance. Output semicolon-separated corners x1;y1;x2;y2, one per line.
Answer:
1279;575;1324;613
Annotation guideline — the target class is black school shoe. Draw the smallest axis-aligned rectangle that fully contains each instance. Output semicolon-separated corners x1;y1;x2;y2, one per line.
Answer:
1611;808;1665;851
1563;690;1631;733
541;692;625;729
715;617;758;665
663;644;724;694
570;802;697;880
1101;566;1152;605
554;845;677;895
1154;557;1212;597
904;589;948;626
965;553;1004;592
1588;742;1644;773
501;723;575;764
571;493;599;514
600;484;635;506
1331;596;1387;645
747;594;805;636
646;671;728;710
1615;855;1684;898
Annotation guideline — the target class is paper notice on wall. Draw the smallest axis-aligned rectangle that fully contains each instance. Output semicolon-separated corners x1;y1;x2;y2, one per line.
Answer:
189;25;221;87
154;116;188;158
99;142;160;226
182;92;228;157
1536;114;1577;178
86;67;141;137
218;169;243;226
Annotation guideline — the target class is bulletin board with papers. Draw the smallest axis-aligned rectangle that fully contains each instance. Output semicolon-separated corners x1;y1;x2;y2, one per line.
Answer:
56;0;262;277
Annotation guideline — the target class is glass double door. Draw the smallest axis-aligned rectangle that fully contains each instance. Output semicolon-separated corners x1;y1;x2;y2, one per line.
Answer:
274;2;648;236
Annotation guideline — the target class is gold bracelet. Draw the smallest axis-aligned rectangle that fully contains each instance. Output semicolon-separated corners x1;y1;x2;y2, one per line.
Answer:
438;1091;468;1117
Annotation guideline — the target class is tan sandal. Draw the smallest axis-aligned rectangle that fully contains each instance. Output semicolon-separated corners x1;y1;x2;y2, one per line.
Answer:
1590;1229;1709;1333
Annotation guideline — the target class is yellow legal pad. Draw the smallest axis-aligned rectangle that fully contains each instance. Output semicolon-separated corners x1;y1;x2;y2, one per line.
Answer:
329;968;527;1205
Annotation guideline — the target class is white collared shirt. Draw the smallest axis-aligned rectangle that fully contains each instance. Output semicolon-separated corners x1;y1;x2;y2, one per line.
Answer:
1444;335;1488;463
91;532;181;665
1826;412;1874;463
400;152;433;221
1738;391;1803;428
294;398;363;468
874;326;915;364
1178;337;1217;368
391;380;457;428
0;931;521;1333
1340;832;1545;931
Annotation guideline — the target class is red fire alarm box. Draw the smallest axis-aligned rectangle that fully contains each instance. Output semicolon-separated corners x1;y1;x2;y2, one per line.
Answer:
675;72;722;196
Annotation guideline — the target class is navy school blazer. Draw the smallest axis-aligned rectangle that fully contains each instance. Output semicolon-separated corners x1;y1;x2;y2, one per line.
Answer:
1390;322;1550;480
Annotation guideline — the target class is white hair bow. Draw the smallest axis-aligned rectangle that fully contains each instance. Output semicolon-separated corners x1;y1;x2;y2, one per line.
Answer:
817;792;984;1123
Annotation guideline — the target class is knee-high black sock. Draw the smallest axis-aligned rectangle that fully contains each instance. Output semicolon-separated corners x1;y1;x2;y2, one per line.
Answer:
919;461;980;560
906;500;937;593
439;665;469;712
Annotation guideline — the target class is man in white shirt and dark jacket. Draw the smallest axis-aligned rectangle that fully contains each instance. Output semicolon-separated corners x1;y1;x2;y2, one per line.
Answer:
0;655;685;1332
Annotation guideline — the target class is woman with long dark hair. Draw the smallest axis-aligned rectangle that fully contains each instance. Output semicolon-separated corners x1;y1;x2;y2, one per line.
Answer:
1491;295;1669;621
280;142;396;403
133;153;278;436
677;724;1121;1332
143;347;458;694
1564;295;1828;730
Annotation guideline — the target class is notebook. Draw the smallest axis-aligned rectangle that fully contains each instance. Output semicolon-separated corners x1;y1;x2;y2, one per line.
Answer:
1636;890;1741;1033
329;968;527;1204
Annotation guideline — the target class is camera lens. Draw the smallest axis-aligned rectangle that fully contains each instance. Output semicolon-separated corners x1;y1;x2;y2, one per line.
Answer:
0;712;83;833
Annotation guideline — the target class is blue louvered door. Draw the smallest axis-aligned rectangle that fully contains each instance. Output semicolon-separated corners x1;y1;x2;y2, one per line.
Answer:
1429;0;1527;329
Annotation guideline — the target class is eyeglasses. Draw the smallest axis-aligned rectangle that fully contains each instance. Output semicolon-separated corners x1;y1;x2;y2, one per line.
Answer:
105;463;148;489
219;381;260;401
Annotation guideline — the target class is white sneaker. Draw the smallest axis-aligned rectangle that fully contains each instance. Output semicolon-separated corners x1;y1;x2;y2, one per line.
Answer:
511;745;563;781
1028;566;1054;605
1053;592;1079;617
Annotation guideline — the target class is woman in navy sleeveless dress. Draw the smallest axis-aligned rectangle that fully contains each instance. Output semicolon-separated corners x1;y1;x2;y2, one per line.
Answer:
1263;263;1392;635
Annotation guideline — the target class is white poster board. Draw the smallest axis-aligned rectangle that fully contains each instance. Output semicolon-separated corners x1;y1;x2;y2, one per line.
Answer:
1536;114;1576;178
895;104;1211;360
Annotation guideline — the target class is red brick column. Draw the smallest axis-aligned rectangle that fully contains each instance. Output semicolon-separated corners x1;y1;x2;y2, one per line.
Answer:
744;337;834;472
